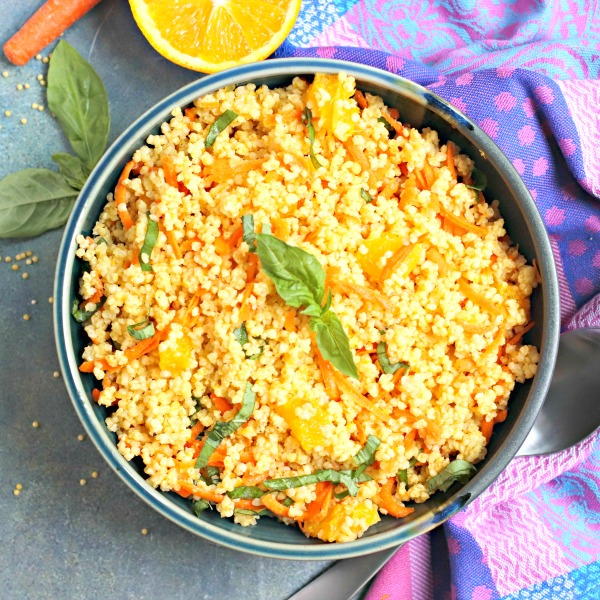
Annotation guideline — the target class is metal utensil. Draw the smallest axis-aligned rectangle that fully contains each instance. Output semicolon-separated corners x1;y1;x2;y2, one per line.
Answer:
288;328;600;600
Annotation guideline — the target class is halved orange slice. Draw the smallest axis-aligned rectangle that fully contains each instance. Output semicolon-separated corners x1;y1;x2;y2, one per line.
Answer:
129;0;302;73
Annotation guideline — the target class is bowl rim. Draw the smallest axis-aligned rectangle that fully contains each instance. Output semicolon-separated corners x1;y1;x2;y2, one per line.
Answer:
54;57;560;560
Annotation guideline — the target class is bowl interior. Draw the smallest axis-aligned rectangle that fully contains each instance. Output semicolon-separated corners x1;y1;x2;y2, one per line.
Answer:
55;59;558;559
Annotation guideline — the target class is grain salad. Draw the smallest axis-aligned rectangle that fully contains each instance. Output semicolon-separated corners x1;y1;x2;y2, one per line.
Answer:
74;73;539;543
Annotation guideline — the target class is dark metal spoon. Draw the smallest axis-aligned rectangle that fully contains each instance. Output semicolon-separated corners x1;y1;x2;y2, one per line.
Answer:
288;328;600;600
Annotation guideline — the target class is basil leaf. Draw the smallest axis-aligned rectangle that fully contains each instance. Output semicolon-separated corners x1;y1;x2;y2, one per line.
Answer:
302;107;323;169
0;169;78;238
205;110;237;148
354;435;380;466
47;40;109;171
139;215;159;272
466;168;487;192
242;214;256;252
426;459;476;493
192;499;211;516
127;319;155;340
51;152;89;189
360;188;373;203
281;496;294;507
96;237;108;245
71;296;105;323
377;116;396;138
310;311;358;379
335;490;350;500
377;341;409;375
227;486;264;500
256;233;325;310
195;382;255;469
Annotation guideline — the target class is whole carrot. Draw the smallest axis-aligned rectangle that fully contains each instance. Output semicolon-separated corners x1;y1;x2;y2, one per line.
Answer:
3;0;103;66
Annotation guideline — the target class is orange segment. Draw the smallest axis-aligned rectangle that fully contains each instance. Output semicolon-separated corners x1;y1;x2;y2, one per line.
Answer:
129;0;301;73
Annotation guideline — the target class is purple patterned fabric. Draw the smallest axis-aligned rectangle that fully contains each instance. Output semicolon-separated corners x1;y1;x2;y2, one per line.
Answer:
275;45;600;600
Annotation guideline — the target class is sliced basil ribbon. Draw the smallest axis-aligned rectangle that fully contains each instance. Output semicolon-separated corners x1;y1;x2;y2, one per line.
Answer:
127;319;155;340
194;382;255;469
139;215;159;272
205;110;238;148
71;296;105;323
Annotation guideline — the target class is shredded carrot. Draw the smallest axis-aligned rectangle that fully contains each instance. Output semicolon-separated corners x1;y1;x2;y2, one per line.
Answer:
91;388;101;402
399;162;409;177
262;493;292;519
376;478;415;518
326;266;388;309
115;161;136;230
343;139;370;172
235;499;266;511
3;0;102;66
414;169;427;190
354;89;368;109
211;395;233;413
194;438;227;465
228;225;244;248
175;482;224;503
164;228;182;259
86;279;104;304
495;409;508;423
439;208;487;236
312;340;339;399
329;369;389;419
380;243;415;282
446;142;457;179
161;155;178;187
388;107;400;120
427;247;449;276
507;321;535;346
302;482;334;522
284;309;296;333
184;107;197;121
481;419;494;442
458;279;503;317
423;162;435;189
79;361;95;373
185;422;204;448
214;236;231;256
483;324;506;360
403;428;417;449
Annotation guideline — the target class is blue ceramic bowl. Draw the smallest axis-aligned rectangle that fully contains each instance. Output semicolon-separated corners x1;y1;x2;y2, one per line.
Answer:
54;58;559;560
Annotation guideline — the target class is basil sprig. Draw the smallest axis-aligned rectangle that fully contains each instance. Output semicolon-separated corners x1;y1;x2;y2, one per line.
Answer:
71;297;105;323
256;233;358;378
397;458;417;486
127;319;155;340
0;40;109;238
205;110;238;148
302;107;323;169
426;459;476;493
195;382;255;469
377;341;409;375
139;215;159;272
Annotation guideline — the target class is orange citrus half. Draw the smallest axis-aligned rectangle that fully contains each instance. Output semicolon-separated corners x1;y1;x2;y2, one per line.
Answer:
129;0;302;73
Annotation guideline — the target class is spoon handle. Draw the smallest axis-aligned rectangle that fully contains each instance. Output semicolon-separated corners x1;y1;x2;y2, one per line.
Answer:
287;547;398;600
